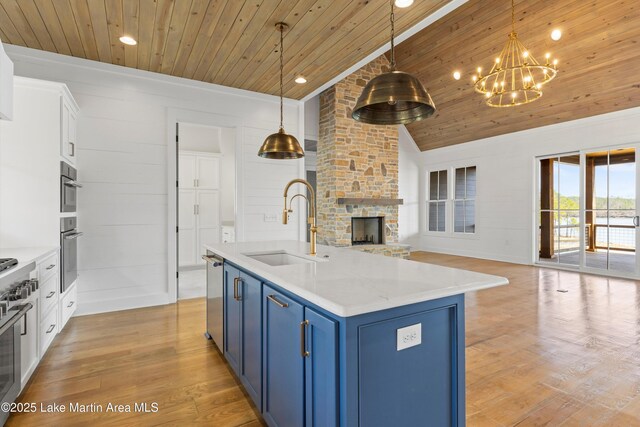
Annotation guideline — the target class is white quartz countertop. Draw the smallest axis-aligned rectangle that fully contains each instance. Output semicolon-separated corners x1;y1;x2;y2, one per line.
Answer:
205;241;508;317
0;246;58;281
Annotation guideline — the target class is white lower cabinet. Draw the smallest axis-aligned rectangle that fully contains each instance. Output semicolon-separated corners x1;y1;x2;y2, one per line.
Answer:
18;249;76;389
40;304;58;356
60;282;77;330
20;290;39;386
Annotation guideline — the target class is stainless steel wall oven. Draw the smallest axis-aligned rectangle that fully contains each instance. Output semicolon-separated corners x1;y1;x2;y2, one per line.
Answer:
60;161;81;213
61;218;82;293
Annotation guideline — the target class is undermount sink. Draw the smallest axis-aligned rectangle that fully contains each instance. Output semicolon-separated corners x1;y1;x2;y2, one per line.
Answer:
243;250;319;267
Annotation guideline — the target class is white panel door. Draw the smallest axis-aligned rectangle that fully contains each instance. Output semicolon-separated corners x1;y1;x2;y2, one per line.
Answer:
197;190;220;264
197;156;220;189
179;189;197;266
179;154;197;189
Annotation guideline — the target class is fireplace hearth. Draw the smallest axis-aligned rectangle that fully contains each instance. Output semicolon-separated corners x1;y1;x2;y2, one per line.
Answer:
351;216;385;245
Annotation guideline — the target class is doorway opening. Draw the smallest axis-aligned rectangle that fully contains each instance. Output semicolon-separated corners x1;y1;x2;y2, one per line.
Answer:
177;123;236;299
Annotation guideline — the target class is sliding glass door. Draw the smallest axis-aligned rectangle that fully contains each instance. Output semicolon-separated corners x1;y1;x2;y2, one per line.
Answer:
584;148;637;274
537;155;581;267
537;147;640;276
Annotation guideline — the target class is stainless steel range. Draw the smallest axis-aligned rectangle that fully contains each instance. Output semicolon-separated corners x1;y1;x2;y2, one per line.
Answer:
0;262;35;425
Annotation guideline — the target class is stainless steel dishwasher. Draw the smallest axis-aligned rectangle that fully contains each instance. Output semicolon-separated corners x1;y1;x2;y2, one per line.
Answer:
202;251;224;351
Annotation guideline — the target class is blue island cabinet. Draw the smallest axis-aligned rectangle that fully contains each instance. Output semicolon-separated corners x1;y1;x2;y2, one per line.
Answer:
262;284;338;427
222;262;465;427
223;265;262;409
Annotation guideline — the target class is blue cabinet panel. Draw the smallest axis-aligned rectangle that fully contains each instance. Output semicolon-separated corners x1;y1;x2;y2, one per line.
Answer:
304;307;338;427
223;264;241;374
358;306;457;427
240;272;262;409
262;285;304;427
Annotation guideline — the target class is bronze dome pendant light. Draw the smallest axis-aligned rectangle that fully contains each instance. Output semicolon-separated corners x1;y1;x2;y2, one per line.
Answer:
352;0;436;125
258;23;304;159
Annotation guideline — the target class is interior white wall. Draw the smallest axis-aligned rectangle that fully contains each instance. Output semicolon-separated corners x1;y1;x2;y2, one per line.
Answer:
4;45;303;315
398;126;421;247
414;106;640;266
304;95;319;141
220;127;236;223
179;122;221;153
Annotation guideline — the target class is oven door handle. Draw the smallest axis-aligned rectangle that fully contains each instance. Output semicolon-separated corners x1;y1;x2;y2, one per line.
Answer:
64;232;84;240
63;180;83;188
0;303;33;336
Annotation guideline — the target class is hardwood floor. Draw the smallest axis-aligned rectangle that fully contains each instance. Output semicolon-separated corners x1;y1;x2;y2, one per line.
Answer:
8;251;640;426
7;300;265;427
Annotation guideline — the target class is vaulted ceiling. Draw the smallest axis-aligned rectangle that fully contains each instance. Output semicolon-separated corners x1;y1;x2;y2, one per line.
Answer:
0;0;450;100
395;0;640;151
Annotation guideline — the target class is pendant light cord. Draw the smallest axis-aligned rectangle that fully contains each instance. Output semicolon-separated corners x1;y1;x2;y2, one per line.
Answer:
279;25;284;131
389;0;396;71
511;0;515;33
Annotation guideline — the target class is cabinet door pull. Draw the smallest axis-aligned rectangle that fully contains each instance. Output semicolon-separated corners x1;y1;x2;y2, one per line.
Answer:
21;311;28;336
267;294;288;308
193;179;197;188
46;324;55;334
46;291;55;298
46;264;56;270
233;277;242;301
70;142;75;157
67;301;75;308
300;320;310;358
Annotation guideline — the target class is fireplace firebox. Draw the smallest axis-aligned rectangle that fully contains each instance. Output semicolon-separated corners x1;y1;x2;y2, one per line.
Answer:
351;216;385;245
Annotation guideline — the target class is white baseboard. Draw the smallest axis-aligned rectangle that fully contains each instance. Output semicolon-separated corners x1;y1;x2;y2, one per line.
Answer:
414;245;532;266
74;293;172;316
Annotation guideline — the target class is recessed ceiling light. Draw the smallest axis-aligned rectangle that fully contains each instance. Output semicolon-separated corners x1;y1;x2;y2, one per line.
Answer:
452;71;461;80
550;29;562;41
294;76;307;84
119;36;137;46
394;0;414;8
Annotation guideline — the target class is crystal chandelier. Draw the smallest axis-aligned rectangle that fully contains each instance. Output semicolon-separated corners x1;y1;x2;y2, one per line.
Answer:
472;0;558;107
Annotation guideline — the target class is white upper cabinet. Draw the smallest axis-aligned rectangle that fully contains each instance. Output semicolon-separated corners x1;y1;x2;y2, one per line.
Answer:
0;39;14;120
60;95;79;165
197;156;220;189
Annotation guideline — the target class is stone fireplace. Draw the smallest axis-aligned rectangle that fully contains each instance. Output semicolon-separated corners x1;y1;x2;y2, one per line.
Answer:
316;55;409;258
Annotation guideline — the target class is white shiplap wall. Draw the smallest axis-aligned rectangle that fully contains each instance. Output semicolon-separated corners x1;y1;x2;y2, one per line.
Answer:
413;106;640;266
398;126;421;247
5;45;303;315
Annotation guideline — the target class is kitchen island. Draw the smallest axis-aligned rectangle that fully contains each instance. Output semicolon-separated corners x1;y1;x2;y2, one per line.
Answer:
205;240;508;427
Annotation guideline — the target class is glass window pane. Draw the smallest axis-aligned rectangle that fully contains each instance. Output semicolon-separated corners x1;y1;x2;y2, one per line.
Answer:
428;203;437;231
455;168;465;199
454;201;464;232
438;171;447;200
437;202;446;232
465;201;475;233
558;156;580;205
466;167;476;198
429;172;438;200
609;149;635;203
557;210;579;266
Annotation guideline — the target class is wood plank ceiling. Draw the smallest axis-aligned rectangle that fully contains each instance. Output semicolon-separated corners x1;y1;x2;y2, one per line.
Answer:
394;0;640;151
0;0;451;100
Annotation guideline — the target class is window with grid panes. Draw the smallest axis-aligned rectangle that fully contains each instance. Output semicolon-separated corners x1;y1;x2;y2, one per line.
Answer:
428;170;447;232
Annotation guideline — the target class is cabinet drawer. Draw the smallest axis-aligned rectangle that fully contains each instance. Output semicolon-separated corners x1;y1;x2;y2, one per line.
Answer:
38;252;58;282
40;305;58;355
40;274;58;317
60;284;77;330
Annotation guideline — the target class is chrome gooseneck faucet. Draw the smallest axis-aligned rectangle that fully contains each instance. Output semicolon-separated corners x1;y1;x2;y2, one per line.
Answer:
283;179;317;256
